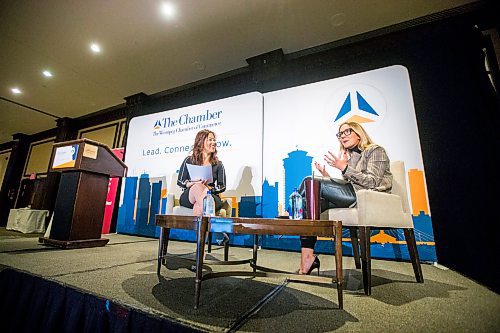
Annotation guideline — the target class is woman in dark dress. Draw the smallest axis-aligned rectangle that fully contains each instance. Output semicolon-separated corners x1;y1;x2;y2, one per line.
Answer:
177;129;226;216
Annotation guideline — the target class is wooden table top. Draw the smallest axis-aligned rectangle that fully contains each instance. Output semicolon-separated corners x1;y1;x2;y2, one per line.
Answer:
155;215;342;237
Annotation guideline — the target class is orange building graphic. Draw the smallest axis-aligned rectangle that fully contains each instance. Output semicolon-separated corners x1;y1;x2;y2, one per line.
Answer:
408;169;429;216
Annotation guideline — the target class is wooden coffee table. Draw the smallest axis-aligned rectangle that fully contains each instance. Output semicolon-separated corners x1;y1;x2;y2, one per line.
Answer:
155;215;343;309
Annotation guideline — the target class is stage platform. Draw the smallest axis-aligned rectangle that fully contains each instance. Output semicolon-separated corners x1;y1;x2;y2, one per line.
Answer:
0;228;498;332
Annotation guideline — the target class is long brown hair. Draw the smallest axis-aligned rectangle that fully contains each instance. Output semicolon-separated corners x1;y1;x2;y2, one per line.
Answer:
191;129;219;165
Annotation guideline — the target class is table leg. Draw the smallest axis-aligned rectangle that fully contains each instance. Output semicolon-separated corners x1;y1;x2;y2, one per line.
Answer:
194;217;209;309
162;228;170;265
224;234;230;262
207;232;212;253
157;227;170;275
252;235;259;273
334;224;344;309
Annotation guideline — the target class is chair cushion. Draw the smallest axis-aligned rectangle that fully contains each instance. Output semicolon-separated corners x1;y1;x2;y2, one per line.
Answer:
172;206;194;216
171;200;231;217
167;193;233;217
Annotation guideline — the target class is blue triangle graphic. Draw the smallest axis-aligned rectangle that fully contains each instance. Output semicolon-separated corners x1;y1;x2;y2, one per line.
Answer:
356;91;378;116
334;93;351;121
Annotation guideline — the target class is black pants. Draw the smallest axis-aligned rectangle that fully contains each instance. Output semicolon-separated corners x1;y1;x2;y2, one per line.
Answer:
299;176;356;249
179;187;223;211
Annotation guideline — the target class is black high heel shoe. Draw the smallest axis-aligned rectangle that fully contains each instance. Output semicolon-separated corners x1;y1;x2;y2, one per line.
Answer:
306;256;321;276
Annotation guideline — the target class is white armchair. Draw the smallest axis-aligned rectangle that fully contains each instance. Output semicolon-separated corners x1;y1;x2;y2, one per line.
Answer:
165;193;233;217
323;160;423;295
166;193;233;257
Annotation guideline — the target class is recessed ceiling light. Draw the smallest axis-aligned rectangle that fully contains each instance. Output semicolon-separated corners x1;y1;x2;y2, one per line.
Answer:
160;2;176;18
43;70;53;77
11;88;22;94
90;43;101;53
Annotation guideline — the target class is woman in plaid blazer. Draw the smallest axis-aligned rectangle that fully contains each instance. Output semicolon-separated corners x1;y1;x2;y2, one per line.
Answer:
298;121;392;275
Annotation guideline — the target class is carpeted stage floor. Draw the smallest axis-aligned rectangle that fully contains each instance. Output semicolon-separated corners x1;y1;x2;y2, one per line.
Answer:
0;228;498;332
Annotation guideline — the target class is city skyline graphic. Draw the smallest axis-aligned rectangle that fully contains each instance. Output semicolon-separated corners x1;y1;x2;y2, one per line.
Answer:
117;146;436;262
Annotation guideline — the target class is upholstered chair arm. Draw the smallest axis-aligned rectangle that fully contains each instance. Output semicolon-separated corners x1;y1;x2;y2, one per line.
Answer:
220;198;233;217
356;190;412;227
166;193;175;215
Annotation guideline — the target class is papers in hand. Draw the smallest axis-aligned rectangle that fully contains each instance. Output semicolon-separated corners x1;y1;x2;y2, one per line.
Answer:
186;164;213;183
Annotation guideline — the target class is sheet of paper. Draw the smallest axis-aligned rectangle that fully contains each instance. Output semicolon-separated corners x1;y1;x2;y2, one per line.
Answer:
83;143;98;159
52;144;79;169
186;164;213;182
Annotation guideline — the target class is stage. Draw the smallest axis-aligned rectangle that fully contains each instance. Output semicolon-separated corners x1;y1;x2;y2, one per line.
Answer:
0;228;498;332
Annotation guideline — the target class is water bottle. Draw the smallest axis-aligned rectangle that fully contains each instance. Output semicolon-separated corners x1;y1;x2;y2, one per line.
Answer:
289;187;303;220
202;190;216;217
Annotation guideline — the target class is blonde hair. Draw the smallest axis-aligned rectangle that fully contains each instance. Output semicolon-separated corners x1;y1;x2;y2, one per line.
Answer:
338;121;375;151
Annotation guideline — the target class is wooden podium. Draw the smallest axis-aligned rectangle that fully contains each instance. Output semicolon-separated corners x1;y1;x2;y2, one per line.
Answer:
39;139;127;249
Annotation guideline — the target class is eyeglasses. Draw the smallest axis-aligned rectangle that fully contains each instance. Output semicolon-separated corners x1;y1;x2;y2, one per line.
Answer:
336;128;353;139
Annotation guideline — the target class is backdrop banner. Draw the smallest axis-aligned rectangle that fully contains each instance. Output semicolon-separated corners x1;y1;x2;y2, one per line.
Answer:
117;92;264;241
117;65;436;262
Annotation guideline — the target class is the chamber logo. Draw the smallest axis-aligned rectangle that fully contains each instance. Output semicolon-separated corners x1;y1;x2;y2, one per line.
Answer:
153;120;162;130
152;109;223;136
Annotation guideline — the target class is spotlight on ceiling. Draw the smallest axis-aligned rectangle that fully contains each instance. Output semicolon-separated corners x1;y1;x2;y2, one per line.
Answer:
160;2;176;19
43;70;53;77
90;43;101;53
11;88;22;94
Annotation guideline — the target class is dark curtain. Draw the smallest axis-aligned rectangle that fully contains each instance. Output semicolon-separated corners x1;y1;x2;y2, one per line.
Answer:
0;268;202;333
